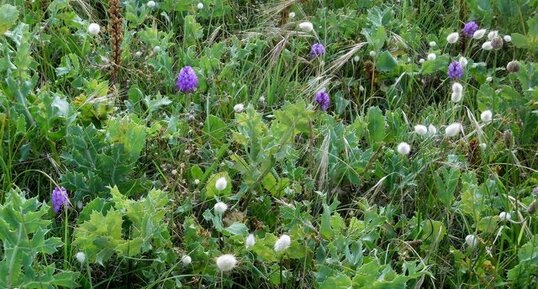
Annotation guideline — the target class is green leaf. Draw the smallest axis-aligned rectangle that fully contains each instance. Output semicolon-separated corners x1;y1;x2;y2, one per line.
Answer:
319;273;352;289
377;51;398;72
367;106;385;148
224;222;248;236
511;33;529;49
205;172;232;198
434;166;460;206
0;4;19;35
204;115;227;146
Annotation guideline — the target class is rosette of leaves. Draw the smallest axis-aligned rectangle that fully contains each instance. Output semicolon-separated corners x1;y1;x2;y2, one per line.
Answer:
73;186;171;265
61;115;147;202
0;190;79;288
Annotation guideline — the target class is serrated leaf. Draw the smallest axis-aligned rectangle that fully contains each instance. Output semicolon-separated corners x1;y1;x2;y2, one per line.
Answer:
0;4;19;35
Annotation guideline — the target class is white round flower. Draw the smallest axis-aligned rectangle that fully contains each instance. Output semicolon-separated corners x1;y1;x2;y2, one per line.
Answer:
447;32;459;44
369;50;377;57
451;92;463;103
298;22;314;32
88;23;100;35
499;212;511;222
427;53;436;61
428;124;437;135
75;252;86;264
153;46;161;53
353;56;360;62
465;234;478;248
419;58;425;64
259;96;265;103
77;201;84;209
459;57;468;67
274;234;291;252
479;143;487;150
359;85;365;92
473;29;487;39
480;110;492;123
147;1;156;8
194;179;200;185
245;234;256;248
445;122;462;137
134;51;142;57
197;2;204;9
486;76;493;82
503;35;512;42
181;255;192;266
214;201;228;214
482;41;493;50
397;142;411;155
233;103;244;113
215;177;227;191
216;254;237;272
487;30;498;40
452;82;463;95
289;12;296;19
414;125;428;136
429;41;437;47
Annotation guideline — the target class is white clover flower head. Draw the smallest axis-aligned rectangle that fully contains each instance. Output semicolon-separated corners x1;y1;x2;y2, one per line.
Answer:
353;56;360;62
459;56;468;67
181;255;192;266
215;177;227;191
451;91;463;103
482;41;493;50
480;110;492;123
289;12;296;19
76;201;84;209
214;201;228;214
503;35;512;42
473;29;487;39
246;234;256;248
216;254;237;272
479;143;487;150
487;30;498;40
274;234;291;252
445;122;462;137
428;124;437;135
75;252;86;264
194;179;200;185
499;211;511;222
88;23;100;35
134;51;142;57
414;125;428;136
197;2;204;9
233;103;244;113
359;85;365;92
298;21;314;32
465;234;478;248
147;1;156;8
153;46;161;53
486;76;493;82
452;82;463;95
447;32;459;44
419;58;425;64
259;96;265;103
369;50;377;57
429;41;437;47
427;53;436;61
397;142;411;155
171;169;178;175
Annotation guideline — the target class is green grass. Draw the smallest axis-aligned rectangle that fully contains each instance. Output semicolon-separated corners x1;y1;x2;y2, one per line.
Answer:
0;0;537;288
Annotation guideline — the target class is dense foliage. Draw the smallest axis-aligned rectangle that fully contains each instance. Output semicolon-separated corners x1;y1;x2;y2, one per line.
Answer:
1;0;537;288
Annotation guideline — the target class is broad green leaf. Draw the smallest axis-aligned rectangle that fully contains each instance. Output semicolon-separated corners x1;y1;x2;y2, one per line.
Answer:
0;4;19;35
367;106;385;148
377;51;398;72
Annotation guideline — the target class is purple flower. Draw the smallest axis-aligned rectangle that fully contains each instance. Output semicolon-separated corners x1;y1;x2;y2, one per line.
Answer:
310;43;326;58
315;90;330;111
176;66;198;93
51;187;69;214
448;61;464;80
462;21;479;38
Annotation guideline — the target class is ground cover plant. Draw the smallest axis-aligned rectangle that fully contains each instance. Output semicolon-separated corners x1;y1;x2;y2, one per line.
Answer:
1;0;538;288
